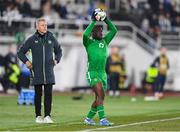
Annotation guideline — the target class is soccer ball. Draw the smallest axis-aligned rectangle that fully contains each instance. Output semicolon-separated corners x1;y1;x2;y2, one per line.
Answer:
94;9;106;21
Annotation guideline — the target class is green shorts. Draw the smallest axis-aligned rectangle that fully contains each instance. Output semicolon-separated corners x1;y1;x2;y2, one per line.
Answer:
86;71;108;91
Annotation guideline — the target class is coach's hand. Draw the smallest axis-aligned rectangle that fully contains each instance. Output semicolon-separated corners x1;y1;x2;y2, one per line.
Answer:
53;60;57;66
26;61;33;69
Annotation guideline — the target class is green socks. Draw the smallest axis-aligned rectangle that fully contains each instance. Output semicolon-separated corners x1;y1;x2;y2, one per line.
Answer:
97;105;106;119
87;107;97;119
87;106;106;120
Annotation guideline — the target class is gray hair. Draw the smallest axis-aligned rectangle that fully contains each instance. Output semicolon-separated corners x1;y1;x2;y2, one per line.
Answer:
35;18;47;28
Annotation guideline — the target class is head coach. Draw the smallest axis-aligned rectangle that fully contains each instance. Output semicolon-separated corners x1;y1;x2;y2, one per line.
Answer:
17;18;62;123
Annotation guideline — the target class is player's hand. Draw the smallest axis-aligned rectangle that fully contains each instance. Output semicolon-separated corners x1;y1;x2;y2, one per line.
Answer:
25;61;33;69
91;11;97;21
53;60;57;66
91;8;101;21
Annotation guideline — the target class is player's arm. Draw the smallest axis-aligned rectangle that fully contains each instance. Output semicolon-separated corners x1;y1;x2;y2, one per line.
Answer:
17;38;32;64
83;20;96;46
103;18;117;44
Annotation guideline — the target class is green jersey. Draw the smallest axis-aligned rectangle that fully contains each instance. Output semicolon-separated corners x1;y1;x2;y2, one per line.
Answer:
83;18;117;72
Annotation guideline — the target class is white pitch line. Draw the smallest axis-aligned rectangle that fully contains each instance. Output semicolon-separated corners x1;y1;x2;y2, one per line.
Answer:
148;111;180;116
11;119;79;131
82;117;180;132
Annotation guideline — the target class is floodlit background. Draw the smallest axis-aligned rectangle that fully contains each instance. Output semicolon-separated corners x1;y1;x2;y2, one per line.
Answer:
1;0;180;92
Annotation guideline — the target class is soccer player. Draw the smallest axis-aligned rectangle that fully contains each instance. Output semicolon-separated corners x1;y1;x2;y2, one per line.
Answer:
83;10;117;126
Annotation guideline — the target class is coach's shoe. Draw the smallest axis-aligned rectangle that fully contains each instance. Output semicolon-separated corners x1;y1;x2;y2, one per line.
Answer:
84;117;96;125
100;118;114;126
44;116;54;124
35;116;44;123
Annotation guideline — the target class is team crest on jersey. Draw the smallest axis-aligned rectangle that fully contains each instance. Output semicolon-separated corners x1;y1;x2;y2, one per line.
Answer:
99;43;104;48
94;78;98;81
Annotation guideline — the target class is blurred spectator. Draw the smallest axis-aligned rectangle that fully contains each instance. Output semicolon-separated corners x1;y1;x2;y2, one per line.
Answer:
4;45;21;93
53;0;68;19
153;47;170;99
16;0;32;17
96;0;107;11
76;8;88;21
87;1;96;20
158;14;171;31
148;0;160;13
3;2;22;21
163;0;172;13
149;14;159;28
172;16;180;30
143;65;159;101
106;47;126;97
0;45;21;94
141;18;150;33
0;0;6;16
0;0;180;38
170;4;178;19
75;0;85;4
0;55;6;93
41;1;59;27
118;54;127;89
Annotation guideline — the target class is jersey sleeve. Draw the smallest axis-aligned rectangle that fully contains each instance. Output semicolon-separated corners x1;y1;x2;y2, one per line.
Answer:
83;20;96;47
103;18;117;45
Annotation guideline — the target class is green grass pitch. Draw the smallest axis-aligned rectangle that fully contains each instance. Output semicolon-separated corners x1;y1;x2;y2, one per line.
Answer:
0;93;180;131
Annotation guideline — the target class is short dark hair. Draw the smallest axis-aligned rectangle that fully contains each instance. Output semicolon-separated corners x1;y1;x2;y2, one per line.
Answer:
92;25;103;38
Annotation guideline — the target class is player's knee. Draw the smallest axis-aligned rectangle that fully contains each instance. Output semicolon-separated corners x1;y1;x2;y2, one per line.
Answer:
96;98;104;105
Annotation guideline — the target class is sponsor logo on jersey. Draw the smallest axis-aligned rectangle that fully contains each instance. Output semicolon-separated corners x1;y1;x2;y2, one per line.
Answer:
35;40;38;43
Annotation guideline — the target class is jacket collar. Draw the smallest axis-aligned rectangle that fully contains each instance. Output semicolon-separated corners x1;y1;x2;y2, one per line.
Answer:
35;30;48;38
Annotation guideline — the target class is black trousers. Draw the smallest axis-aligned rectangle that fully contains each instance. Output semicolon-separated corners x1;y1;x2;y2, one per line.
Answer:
109;73;119;92
34;84;53;117
154;74;166;92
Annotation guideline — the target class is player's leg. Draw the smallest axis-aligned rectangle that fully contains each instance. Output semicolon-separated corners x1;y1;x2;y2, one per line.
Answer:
94;83;113;126
88;91;97;118
34;84;44;123
84;72;97;125
84;92;97;125
44;84;53;123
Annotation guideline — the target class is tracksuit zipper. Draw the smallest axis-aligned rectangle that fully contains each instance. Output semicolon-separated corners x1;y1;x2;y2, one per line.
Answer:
43;44;46;84
35;33;47;84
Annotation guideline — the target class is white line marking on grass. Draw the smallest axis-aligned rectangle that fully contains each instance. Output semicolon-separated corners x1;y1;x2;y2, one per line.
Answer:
65;122;82;125
82;117;180;131
11;119;80;131
148;111;180;116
